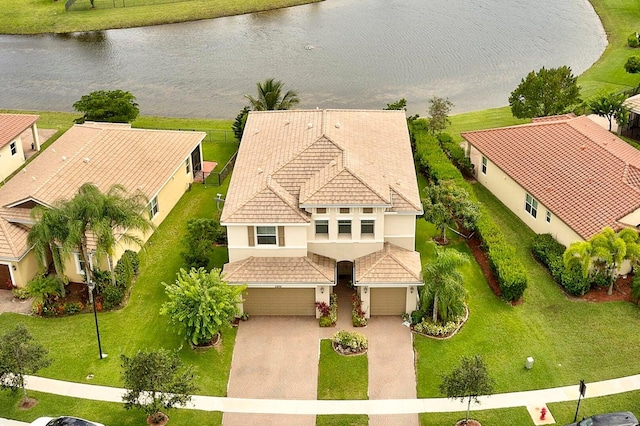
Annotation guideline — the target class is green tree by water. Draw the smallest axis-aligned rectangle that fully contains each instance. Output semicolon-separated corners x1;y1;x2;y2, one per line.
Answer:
588;91;629;131
245;78;300;111
73;89;140;123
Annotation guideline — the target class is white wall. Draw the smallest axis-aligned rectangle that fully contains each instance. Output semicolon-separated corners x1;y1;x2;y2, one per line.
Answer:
0;137;25;180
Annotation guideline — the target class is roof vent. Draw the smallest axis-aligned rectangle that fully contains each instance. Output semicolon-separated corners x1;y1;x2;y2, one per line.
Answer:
257;167;263;174
137;185;143;190
52;149;56;153
308;123;313;129
61;156;66;161
580;145;586;150
330;160;337;167
335;123;341;129
22;168;27;173
588;177;594;183
254;128;259;134
396;179;402;185
83;157;90;163
32;176;36;181
284;120;290;125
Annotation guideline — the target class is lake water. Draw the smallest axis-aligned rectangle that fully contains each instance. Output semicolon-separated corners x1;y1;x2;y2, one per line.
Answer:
0;0;607;119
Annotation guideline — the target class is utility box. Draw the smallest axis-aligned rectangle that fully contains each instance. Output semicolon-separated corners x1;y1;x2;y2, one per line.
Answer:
525;357;534;370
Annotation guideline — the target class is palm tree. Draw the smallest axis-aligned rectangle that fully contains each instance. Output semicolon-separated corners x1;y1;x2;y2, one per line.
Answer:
421;243;469;324
65;183;154;285
28;204;71;281
245;78;300;111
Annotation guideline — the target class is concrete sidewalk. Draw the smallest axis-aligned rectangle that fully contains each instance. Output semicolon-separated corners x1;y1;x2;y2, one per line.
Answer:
21;373;640;415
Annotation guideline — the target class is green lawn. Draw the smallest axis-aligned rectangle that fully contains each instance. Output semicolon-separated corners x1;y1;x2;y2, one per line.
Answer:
0;0;322;34
317;415;368;426
317;339;368;400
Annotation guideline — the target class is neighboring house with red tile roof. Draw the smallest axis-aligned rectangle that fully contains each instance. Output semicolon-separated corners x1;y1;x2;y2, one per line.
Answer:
462;114;640;250
0;114;40;181
221;110;423;318
0;122;205;289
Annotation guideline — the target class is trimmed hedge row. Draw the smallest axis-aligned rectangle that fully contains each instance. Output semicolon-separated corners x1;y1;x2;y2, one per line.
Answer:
531;234;589;296
412;123;527;301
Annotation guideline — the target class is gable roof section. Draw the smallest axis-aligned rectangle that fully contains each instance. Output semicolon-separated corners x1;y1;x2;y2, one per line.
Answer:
0;123;205;259
355;242;423;284
221;110;422;223
222;252;335;284
462;115;640;240
624;93;640;115
0;114;38;149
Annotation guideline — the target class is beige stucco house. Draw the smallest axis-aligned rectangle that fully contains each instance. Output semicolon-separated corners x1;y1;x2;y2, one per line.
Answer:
463;114;640;253
0;122;205;289
621;93;640;141
221;109;423;317
0;114;41;182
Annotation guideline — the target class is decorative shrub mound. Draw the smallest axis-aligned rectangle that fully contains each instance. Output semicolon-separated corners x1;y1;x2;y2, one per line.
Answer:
413;126;527;302
333;330;368;354
316;293;337;327
413;318;461;337
628;32;640;48
531;234;589;296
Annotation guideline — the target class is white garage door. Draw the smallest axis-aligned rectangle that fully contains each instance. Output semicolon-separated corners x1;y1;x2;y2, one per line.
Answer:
370;287;406;316
242;288;316;316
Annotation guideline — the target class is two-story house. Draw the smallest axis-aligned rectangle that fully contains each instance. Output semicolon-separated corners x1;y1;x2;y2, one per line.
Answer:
221;109;423;317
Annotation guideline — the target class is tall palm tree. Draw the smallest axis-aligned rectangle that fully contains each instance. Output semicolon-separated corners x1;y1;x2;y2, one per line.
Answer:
421;243;469;324
245;78;300;111
28;203;71;281
65;183;154;285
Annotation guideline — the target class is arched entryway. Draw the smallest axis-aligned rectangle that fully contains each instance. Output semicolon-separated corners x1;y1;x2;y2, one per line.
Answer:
336;261;354;288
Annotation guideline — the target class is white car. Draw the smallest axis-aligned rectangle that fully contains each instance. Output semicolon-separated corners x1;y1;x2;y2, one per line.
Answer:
29;417;104;426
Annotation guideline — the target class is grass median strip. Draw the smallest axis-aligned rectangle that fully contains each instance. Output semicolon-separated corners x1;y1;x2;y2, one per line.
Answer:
317;339;368;400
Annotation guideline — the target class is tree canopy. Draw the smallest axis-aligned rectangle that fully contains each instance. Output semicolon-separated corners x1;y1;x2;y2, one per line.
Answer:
625;56;640;74
161;267;246;346
73;89;140;123
0;324;52;405
245;78;300;111
440;355;495;425
426;96;454;134
588;91;629;131
508;66;581;118
121;349;198;419
422;180;479;244
421;243;469;324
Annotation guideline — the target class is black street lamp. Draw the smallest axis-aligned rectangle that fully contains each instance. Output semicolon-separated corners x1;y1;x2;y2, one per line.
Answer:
87;280;105;360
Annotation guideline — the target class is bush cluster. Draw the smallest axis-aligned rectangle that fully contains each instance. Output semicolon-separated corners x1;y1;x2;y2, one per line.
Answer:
316;293;337;327
437;133;475;177
333;330;368;353
628;32;640;48
413;126;527;301
351;293;367;327
531;234;589;296
413;318;459;337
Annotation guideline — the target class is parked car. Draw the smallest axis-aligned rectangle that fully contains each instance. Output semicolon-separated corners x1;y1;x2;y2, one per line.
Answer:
29;417;104;426
567;412;639;426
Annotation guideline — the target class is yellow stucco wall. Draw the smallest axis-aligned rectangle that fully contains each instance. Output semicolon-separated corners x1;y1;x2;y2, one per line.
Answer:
469;145;583;247
12;251;40;288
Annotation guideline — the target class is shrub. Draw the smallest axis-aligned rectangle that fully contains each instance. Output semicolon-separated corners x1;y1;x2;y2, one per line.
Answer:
315;293;337;327
410;309;424;325
413;318;459;337
319;316;333;327
632;271;640;303
628;33;640;48
625;56;640;74
114;250;139;289
561;264;590;296
351;294;367;327
181;218;223;269
437;133;475;177
101;285;125;310
62;302;83;315
333;330;368;353
12;287;30;300
315;301;330;317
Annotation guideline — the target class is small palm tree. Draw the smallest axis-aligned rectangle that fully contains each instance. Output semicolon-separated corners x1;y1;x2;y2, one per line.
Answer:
28;205;71;280
421;243;469;324
245;78;300;111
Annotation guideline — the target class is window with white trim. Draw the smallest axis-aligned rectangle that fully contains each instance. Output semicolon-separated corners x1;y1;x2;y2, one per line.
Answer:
185;157;191;174
315;220;328;235
525;193;538;218
256;226;277;245
361;220;374;235
481;156;487;174
149;196;159;218
338;220;351;235
10;142;17;156
73;253;93;275
546;210;551;223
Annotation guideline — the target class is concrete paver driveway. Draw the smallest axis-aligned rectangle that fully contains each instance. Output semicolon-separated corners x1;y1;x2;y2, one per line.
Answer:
223;317;319;426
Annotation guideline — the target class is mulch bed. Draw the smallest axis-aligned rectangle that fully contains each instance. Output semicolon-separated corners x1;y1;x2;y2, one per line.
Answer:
467;233;637;305
61;282;90;304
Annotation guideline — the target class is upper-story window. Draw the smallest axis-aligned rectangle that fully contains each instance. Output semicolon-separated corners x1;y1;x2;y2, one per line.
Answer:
339;208;350;214
149;196;159;218
10;141;17;156
256;226;277;245
185;157;191;174
546;210;551;223
361;220;374;235
481;156;487;174
525;193;538;218
316;208;327;214
338;220;351;235
315;220;329;235
362;207;373;214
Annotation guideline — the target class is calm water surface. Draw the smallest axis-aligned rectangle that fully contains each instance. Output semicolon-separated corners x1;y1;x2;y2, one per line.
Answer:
0;0;606;118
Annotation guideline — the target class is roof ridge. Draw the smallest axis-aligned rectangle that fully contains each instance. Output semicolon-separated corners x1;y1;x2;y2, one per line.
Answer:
266;177;310;222
342;166;391;204
385;243;422;281
390;186;422;212
0;218;18;258
303;253;334;281
222;257;252;281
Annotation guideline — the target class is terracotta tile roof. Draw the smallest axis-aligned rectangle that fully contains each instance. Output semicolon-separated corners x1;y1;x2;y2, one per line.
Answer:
0;123;205;260
0;114;39;149
221;110;422;223
355;242;423;284
222;252;335;284
624;94;640;115
462;115;640;240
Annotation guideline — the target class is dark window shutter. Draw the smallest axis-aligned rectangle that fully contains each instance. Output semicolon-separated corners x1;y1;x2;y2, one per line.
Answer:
248;226;255;247
278;226;285;247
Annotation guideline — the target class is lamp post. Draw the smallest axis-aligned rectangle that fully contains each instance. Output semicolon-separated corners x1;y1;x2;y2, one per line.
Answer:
87;280;105;360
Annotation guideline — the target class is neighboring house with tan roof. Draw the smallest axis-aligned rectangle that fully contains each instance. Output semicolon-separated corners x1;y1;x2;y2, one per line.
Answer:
622;93;640;141
0;114;41;181
463;114;640;251
0;122;205;289
221;109;423;317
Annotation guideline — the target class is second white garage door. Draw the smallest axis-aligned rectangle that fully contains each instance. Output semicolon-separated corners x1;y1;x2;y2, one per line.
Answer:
369;287;406;316
242;287;316;316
